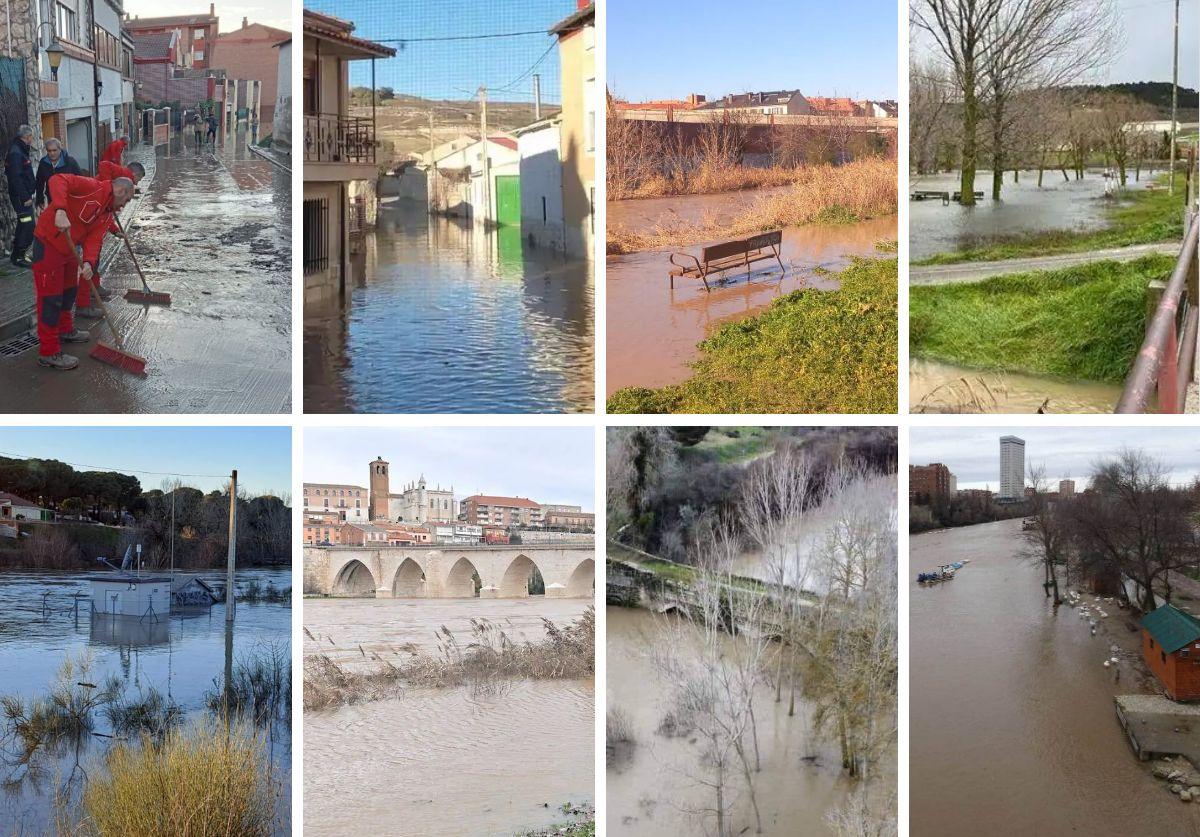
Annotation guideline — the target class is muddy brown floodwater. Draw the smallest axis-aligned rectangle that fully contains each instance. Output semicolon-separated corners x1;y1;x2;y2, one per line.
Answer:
606;191;895;394
607;606;889;836
304;598;594;837
0;132;291;413
909;358;1124;414
911;518;1200;836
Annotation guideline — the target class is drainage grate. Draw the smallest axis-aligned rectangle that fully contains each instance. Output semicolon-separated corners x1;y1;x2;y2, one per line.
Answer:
0;331;39;358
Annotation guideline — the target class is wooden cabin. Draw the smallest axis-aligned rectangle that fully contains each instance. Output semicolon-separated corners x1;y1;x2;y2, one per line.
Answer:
1142;603;1200;701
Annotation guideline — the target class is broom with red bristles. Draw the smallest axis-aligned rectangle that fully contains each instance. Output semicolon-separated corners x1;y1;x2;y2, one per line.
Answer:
115;215;170;305
60;232;148;376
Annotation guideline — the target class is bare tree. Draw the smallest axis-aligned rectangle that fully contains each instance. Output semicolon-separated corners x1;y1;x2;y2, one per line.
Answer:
1094;92;1158;186
1022;464;1067;603
910;61;958;175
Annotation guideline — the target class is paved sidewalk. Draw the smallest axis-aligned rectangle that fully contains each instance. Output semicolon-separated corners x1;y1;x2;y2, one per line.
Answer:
909;241;1181;285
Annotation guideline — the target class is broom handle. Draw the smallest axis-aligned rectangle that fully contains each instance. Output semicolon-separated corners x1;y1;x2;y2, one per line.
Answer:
113;214;151;293
60;230;127;350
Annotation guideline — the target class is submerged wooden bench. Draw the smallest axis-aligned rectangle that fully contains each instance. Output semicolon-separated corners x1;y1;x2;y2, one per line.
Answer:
668;230;786;292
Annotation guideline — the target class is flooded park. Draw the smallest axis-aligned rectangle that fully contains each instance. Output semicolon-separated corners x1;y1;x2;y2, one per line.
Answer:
606;190;896;394
303;597;594;837
909;168;1159;260
0;567;292;835
303;203;595;414
911;519;1198;836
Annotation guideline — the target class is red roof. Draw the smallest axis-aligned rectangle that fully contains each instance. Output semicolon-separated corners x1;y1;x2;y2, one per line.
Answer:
303;9;395;57
614;99;701;112
0;491;40;507
488;135;517;151
463;495;540;509
807;96;861;116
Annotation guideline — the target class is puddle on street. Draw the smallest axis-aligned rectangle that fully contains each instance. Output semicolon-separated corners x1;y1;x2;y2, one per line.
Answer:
607;606;880;836
911;519;1198;836
0;569;292;835
909;168;1159;260
909;358;1124;414
606;202;895;394
303;598;594;837
303;203;594;413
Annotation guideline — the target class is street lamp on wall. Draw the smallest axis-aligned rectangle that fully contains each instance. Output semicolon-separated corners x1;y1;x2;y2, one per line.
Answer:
37;23;65;81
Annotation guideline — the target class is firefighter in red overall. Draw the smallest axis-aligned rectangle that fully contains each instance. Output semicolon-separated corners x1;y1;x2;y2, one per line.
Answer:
31;173;134;370
74;160;146;317
99;136;127;167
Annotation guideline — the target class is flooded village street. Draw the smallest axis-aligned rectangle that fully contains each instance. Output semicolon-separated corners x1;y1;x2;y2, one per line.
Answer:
304;597;594;837
607;190;896;394
911;519;1199;836
0;568;293;834
304;203;594;414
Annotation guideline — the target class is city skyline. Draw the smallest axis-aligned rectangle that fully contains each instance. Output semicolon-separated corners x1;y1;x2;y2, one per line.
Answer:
303;427;595;510
910;427;1200;491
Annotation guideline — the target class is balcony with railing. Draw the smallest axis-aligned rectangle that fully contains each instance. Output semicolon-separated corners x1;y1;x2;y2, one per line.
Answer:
303;113;376;165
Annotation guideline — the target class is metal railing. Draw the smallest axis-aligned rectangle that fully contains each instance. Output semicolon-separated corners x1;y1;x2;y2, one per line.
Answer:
1116;214;1200;413
303;113;376;164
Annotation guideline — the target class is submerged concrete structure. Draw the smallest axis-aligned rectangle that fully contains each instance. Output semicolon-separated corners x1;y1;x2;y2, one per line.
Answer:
305;543;595;599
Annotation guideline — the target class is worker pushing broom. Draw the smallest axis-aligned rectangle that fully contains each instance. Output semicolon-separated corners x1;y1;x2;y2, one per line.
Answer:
31;172;138;372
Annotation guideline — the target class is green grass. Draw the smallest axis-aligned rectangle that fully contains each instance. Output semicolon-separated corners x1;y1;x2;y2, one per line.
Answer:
607;258;898;414
685;427;773;464
915;173;1187;265
910;255;1174;383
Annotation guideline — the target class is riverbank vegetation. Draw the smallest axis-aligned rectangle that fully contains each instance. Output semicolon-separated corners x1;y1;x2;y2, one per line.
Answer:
910;256;1171;385
608;257;897;413
912;174;1187;264
304;608;595;710
607;427;898;835
1022;448;1200;612
607;158;897;254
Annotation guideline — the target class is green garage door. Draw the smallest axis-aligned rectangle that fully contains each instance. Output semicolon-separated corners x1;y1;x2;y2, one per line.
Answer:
494;175;521;226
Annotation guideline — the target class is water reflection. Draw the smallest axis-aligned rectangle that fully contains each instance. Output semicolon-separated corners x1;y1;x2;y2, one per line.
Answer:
304;203;595;413
909;169;1158;260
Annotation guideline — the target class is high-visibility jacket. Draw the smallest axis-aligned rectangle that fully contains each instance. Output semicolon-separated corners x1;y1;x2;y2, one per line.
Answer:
33;174;115;269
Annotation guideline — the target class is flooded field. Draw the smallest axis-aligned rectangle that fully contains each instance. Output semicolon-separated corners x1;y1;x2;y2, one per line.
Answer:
911;519;1198;835
304;203;594;413
607;606;870;836
606;191;895;394
910;358;1124;414
909;169;1157;260
0;568;292;834
304;597;594;836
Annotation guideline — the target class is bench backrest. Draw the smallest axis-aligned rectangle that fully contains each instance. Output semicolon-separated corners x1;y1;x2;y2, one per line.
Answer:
700;230;782;264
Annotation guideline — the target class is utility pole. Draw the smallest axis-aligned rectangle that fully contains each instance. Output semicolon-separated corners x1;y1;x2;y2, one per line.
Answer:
479;85;490;225
1170;0;1179;195
533;73;541;121
225;470;238;624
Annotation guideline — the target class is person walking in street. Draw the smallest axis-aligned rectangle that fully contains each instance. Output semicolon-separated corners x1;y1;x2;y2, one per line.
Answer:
206;114;218;148
251;114;259;144
100;135;127;167
192;112;204;149
34;138;82;210
31;172;135;370
6;125;37;267
74;160;146;317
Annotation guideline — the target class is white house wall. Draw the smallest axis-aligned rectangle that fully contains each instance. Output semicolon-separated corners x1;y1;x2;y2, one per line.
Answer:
518;124;565;251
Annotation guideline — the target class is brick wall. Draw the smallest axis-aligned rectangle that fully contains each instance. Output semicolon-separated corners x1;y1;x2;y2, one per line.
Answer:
213;26;286;132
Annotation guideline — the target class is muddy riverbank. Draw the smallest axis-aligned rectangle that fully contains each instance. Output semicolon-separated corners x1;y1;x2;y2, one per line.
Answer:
606;202;895;394
910;358;1124;414
911;518;1199;835
303;598;594;837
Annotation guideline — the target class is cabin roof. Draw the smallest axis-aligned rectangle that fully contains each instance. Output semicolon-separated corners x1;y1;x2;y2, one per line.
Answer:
1143;603;1200;654
87;574;172;584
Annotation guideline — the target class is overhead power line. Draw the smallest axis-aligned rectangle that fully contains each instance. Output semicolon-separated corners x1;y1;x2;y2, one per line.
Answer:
377;29;547;45
0;450;230;479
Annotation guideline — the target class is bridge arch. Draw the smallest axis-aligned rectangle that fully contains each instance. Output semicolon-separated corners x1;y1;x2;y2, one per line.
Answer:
391;558;426;598
499;554;545;598
333;559;377;597
444;556;481;598
565;558;595;598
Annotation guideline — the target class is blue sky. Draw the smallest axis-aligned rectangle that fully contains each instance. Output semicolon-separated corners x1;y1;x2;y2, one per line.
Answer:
304;427;595;510
608;0;898;101
0;427;291;498
910;427;1200;491
304;0;574;102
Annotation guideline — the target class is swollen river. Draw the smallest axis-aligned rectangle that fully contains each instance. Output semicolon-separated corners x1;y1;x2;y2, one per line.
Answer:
303;598;594;837
911;518;1199;835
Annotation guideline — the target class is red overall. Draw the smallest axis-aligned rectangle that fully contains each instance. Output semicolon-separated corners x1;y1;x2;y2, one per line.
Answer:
97;160;134;182
99;139;126;167
75;163;127;308
32;175;113;356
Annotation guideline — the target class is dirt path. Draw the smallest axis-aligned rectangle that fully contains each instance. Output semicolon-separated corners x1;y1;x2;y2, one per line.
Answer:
909;241;1179;285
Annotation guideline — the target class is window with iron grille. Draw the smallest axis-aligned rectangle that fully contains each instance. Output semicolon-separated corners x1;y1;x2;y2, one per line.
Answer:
303;197;330;275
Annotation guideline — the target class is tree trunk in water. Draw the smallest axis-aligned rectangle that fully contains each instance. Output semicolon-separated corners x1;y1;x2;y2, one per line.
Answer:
960;68;979;206
991;110;1004;201
734;738;764;834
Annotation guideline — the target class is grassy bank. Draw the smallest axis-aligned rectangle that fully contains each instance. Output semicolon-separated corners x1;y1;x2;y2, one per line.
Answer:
304;608;595;710
607;257;897;413
623;163;811;199
608;158;898;254
915;173;1186;264
910;255;1173;383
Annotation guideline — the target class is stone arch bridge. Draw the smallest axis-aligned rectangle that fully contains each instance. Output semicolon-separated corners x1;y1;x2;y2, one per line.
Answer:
304;543;596;599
